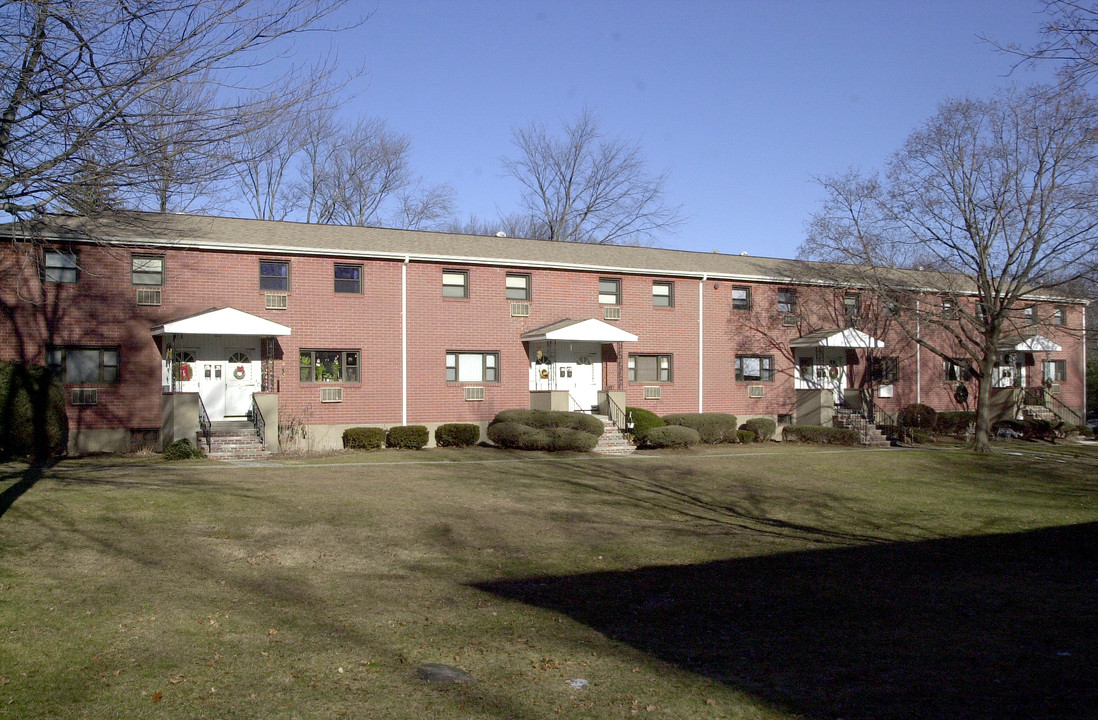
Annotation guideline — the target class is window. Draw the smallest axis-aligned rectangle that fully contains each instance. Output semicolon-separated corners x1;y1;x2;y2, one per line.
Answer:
1053;306;1066;326
629;354;672;382
599;278;621;305
260;261;289;291
735;355;774;382
42;250;79;283
777;288;796;314
1024;304;1037;325
446;352;498;382
843;293;861;323
652;282;673;307
942;298;958;319
506;273;531;301
334;264;362;294
131;255;163;286
1043;359;1066;383
442;270;468;298
867;356;899;384
944;358;972;382
47;347;119;384
732;286;751;310
299;350;359;383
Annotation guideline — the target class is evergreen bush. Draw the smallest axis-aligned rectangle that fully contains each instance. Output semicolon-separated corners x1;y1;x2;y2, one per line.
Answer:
0;361;68;461
781;425;859;445
343;426;385;450
935;411;976;437
386;425;429;449
625;407;665;440
163;438;204;460
899;403;938;430
741;417;776;442
660;413;738;443
736;429;756;444
641;425;701;448
434;423;480;447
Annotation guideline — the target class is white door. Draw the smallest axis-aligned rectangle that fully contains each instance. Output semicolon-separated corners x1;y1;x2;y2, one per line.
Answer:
796;349;846;405
554;343;601;412
224;348;259;417
186;337;261;421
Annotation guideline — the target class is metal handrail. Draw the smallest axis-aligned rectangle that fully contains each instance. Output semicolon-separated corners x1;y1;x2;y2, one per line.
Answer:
248;394;266;448
1041;388;1084;425
197;394;211;452
567;393;593;414
604;393;629;432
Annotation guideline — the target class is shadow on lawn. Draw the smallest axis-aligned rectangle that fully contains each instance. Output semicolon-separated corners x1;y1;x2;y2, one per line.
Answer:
0;463;47;519
476;523;1098;720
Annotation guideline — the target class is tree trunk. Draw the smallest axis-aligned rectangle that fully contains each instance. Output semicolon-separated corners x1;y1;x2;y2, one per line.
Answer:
972;355;997;453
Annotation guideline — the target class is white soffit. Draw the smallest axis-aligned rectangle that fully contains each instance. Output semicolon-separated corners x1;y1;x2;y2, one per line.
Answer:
1001;335;1061;352
790;328;884;349
521;318;638;343
152;307;292;337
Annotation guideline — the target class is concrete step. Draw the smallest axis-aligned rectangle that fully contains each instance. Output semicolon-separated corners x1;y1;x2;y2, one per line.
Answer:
592;417;636;455
199;427;270;461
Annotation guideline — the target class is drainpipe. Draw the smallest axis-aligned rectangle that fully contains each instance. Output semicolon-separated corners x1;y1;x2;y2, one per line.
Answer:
699;274;706;413
402;256;409;425
916;298;921;405
1083;306;1088;421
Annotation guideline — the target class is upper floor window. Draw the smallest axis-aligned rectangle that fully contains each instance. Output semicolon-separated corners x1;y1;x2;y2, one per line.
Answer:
42;250;79;284
446;352;498;382
1053;306;1067;326
777;288;795;314
652;282;673;307
629;354;672;382
506;273;530;301
46;347;119;384
334;264;362;294
299;350;359;383
867;356;899;384
732;286;751;310
442;270;468;298
843;293;861;325
942;298;958;319
1043;359;1066;383
735;355;774;382
131;255;163;286
1024;304;1037;325
599;278;621;305
260;261;289;291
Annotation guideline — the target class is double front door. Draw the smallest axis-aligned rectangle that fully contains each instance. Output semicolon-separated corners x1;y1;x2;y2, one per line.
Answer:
173;337;260;420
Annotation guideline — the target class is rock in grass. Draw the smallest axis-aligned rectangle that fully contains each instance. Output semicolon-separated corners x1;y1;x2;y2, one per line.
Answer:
417;663;475;684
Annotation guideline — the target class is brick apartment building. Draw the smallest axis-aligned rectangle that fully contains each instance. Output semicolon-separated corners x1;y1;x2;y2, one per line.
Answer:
0;212;1087;454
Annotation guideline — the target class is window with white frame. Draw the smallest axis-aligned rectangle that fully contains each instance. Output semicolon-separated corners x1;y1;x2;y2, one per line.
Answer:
446;352;498;382
47;347;119;384
42;250;79;284
735;355;773;382
506;273;530;301
629;354;672;382
598;278;621;305
131;255;163;285
299;350;359;383
732;286;751;310
1043;359;1066;383
652;281;673;307
443;270;468;298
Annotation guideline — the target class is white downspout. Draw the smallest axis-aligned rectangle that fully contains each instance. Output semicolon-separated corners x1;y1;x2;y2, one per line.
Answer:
402;256;409;425
916;298;922;405
1083;305;1088;421
699;274;706;413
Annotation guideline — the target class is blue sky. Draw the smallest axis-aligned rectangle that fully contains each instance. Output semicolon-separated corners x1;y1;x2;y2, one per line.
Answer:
300;0;1057;258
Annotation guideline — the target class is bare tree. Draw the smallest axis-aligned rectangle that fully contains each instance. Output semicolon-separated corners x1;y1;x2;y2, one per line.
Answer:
990;1;1098;87
801;85;1098;452
501;108;682;245
0;0;355;222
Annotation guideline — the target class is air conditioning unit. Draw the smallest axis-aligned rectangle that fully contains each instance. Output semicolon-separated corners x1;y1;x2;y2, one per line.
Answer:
748;385;764;398
265;293;288;310
781;313;797;326
464;386;485;401
136;288;162;306
319;387;343;403
603;306;621;321
71;388;98;406
643;386;661;400
1049;383;1062;395
510;302;530;317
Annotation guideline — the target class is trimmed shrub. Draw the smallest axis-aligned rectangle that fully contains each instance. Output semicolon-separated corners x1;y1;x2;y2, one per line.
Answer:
626;407;665;440
434;423;480;447
544;427;601;452
386;425;429;449
489;409;603;436
935;411;975;437
909;428;934;444
736;429;756;444
741;417;776;442
641;425;701;449
661;413;738;444
0;361;68;461
781;425;859;445
163;438;204;460
898;403;938;430
487;421;598;451
343;426;385;450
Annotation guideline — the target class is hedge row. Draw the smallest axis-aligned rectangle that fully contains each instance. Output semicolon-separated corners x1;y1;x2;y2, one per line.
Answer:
782;425;860;445
641;425;701;449
661;413;738;443
487;422;599;451
434;423;480;447
491;409;604;437
342;425;430;450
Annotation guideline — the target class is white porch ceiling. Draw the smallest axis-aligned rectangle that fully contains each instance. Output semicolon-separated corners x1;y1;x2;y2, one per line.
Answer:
152;307;292;337
521;318;638;343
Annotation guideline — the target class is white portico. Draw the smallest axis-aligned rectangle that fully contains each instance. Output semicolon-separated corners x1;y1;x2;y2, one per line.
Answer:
521;318;638;412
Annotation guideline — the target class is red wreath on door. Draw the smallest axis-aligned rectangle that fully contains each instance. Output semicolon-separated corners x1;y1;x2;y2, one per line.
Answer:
178;363;193;381
233;365;246;380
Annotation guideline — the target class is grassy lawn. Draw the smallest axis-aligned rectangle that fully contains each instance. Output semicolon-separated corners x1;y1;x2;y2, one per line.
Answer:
1;443;1096;719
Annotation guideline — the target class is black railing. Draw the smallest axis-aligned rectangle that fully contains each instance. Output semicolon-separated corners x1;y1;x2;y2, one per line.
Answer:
1025;385;1084;425
604;393;629;432
248;395;265;448
197;395;211;453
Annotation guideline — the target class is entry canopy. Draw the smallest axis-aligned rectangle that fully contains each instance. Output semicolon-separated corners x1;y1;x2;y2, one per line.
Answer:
152;307;292;337
999;334;1061;352
521;318;638;343
790;327;883;349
